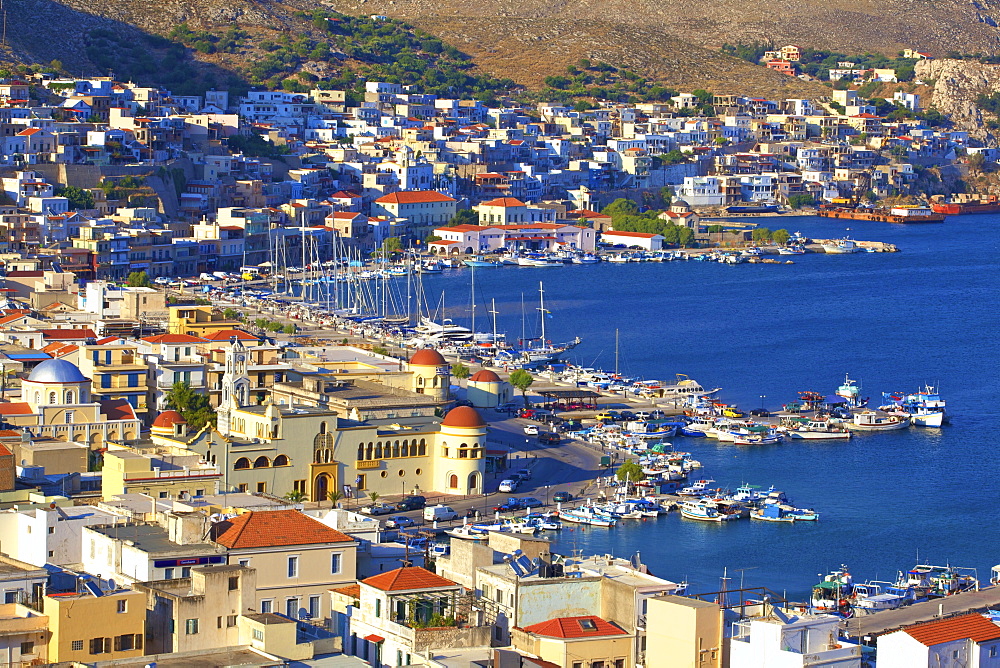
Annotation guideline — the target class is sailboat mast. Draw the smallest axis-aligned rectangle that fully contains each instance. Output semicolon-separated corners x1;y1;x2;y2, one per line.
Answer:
470;263;476;334
615;328;619;376
539;281;546;344
490;298;498;343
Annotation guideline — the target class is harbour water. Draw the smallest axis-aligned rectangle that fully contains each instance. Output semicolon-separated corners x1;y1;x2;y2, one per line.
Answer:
421;215;999;598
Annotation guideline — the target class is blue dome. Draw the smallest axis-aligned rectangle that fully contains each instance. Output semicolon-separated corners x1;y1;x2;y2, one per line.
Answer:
27;358;88;384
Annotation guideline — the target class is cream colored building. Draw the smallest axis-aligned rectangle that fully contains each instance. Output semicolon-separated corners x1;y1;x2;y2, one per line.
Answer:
0;602;49;665
43;587;146;662
101;445;221;501
210;509;358;622
645;594;724;668
514;615;636;668
134;564;256;655
152;341;486;501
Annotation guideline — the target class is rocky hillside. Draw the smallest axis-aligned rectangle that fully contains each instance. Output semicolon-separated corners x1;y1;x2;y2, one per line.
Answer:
917;58;1000;143
6;0;1000;101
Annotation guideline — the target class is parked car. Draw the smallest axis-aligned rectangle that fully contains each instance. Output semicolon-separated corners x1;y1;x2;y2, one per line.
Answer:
619;410;637;421
552;491;573;503
493;498;523;512
513;468;532;480
633;411;650;420
385;516;416;529
498;479;519;493
538;432;561;445
519;497;543;508
199;272;216;281
523;424;539;435
749;408;770;417
595;411;620;421
649;410;666;419
360;503;395;516
395;495;427;511
497;402;518;412
423;505;459;522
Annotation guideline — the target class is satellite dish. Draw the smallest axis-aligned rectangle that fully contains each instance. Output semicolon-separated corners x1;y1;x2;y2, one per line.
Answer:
107;579;116;591
49;502;56;509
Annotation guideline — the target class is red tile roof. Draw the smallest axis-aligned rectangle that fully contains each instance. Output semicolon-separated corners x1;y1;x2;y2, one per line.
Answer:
480;197;526;207
101;399;137;422
905;614;1000;646
142;334;207;344
211;510;354;549
40;329;96;340
603;231;660;238
522;616;628;639
330;584;361;598
375;191;457;205
0;313;29;326
0;402;33;416
201;329;257;341
362;566;459;592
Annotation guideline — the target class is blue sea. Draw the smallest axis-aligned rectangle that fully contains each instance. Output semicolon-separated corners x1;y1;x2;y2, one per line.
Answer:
421;215;1000;599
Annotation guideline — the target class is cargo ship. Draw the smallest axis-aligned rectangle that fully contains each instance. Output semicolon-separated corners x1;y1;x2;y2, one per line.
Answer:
930;197;1000;215
818;205;946;224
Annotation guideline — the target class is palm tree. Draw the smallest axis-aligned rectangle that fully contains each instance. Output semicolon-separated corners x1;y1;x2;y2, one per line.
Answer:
327;490;344;508
283;490;306;503
367;491;380;506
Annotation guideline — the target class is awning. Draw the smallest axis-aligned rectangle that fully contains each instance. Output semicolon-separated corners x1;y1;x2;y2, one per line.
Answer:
364;634;385;643
824;395;848;404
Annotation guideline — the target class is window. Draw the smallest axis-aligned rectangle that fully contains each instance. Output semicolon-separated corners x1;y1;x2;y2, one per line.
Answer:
164;568;174;579
89;637;110;654
181;567;191;578
253;628;264;641
260;599;273;614
65;410;74;424
20;641;33;655
614;660;625;668
185;618;199;635
579;619;597;631
572;663;582;668
375;598;381;618
71;640;83;652
287;556;299;578
286;597;300;618
116;599;127;613
331;553;342;574
229;576;239;590
309;595;320;619
238;558;250;567
234;457;251;470
158;491;168;499
227;615;237;628
991;646;999;658
113;634;138;651
256;482;266;493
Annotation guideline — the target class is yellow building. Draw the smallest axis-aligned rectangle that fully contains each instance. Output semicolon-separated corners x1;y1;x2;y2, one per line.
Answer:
43;587;146;662
0;603;49;665
77;342;151;418
101;443;221;501
644;595;724;668
167;304;244;337
514;615;636;668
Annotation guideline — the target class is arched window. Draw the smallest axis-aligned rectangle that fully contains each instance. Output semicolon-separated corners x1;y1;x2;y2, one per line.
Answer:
393;441;400;458
400;441;409;457
64;390;74;403
234;457;251;470
449;474;458;489
357;445;365;461
253;456;270;468
319;421;327;434
34;392;39;405
366;443;374;460
273;454;289;467
418;440;426;456
49;392;57;404
374;443;383;458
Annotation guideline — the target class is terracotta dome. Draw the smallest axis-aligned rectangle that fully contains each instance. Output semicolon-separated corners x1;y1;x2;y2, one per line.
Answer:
469;369;501;383
152;410;186;430
409;348;447;366
441;406;487;429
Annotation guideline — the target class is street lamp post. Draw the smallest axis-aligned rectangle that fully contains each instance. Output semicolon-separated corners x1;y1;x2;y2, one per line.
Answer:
545;485;550;507
759;395;766;410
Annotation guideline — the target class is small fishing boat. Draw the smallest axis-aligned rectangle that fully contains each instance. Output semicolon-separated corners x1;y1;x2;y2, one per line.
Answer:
559;506;616;527
848;411;910;431
680;499;732;521
464;255;502;267
444;525;489;541
731;425;784;445
783;416;853;440
750;505;796;523
822;237;863;254
677;479;716;497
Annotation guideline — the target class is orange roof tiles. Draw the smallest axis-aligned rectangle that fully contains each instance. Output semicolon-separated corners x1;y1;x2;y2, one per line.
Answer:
375;191;457;205
331;584;361;598
603;231;660;238
142;334;207;344
0;402;33;416
480;197;526;207
201;329;257;341
101;399;136;422
40;329;96;340
362;567;459;592
212;510;354;549
522;616;628;639
905;614;1000;646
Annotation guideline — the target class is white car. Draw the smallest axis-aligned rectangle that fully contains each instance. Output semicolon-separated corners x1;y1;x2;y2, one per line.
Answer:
498;479;519;493
199;273;216;281
523;424;539;435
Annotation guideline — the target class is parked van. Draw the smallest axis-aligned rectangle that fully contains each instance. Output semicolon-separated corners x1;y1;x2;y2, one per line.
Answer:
423;504;459;522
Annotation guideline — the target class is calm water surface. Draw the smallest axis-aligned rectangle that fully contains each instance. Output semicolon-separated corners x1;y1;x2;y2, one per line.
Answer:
422;215;999;597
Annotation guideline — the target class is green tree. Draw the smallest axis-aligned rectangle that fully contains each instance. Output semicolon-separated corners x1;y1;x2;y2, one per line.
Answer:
284;489;306;502
126;271;152;287
379;237;403;255
327;490;344;506
57;186;95;210
164;381;216;431
372;346;389;356
707;224;724;233
367;491;380;506
282;324;297;335
223;308;241;320
968;152;987;175
772;229;791;245
615;461;645;493
508;369;534;407
787;194;815;209
751;227;772;242
451;362;471;380
447;209;478;227
601;198;640;221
